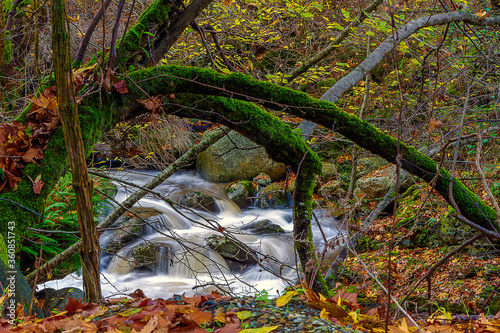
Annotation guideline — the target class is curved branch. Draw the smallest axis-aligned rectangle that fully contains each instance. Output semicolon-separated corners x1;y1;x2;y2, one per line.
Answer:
321;10;500;103
124;65;499;232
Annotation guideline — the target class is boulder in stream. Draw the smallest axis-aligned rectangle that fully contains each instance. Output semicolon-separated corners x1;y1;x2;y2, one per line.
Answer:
196;130;287;182
178;191;216;212
224;180;258;208
241;219;284;235
207;235;258;265
258;183;288;209
101;207;162;253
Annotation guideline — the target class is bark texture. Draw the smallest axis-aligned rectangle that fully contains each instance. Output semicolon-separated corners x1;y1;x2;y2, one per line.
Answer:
51;0;101;302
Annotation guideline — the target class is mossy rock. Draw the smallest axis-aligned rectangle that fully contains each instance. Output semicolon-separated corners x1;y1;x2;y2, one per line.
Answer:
319;180;344;201
316;162;338;185
206;235;258;264
241;219;285;235
253;173;272;187
178;191;216;212
258;183;288;209
356;156;388;179
196;130;286;183
224;180;258;208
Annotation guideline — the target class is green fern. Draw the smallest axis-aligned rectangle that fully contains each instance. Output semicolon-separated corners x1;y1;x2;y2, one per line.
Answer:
20;172;116;277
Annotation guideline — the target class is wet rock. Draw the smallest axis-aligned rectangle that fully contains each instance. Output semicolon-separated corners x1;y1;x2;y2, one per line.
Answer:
129;243;172;272
35;287;85;318
178;191;216;212
258;183;287;209
196;130;286;182
241;219;285;235
101;207;162;253
207;235;258;264
224;180;258;209
253;173;272;187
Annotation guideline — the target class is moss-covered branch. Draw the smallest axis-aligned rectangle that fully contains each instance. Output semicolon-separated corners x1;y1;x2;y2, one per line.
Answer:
124;65;499;232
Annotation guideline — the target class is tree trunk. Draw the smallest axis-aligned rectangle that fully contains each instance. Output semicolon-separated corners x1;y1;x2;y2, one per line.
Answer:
51;0;101;302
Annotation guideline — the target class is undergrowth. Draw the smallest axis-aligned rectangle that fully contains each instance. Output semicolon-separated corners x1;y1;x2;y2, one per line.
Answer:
20;172;116;279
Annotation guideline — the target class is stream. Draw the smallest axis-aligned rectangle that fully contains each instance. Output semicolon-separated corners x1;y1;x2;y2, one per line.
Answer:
40;170;344;299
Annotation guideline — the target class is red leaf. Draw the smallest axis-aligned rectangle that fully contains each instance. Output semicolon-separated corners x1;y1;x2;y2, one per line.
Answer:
64;297;88;314
115;80;129;94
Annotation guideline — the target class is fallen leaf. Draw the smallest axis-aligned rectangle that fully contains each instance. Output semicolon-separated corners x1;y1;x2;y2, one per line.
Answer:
33;179;44;194
276;291;297;307
239;326;279;333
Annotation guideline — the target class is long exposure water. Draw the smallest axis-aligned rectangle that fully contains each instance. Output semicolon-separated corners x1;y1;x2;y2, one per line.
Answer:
40;170;344;299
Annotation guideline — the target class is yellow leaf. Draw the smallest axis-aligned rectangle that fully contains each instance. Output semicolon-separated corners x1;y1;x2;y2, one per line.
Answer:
67;14;80;22
239;326;280;333
213;308;227;324
320;308;329;320
237;310;253;320
276;291;297;307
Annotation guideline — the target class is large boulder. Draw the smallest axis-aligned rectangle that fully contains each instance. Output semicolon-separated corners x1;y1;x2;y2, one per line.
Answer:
224;181;258;209
196;130;287;182
35;287;85;318
356;156;388;179
207;235;258;265
355;164;396;200
178;191;217;212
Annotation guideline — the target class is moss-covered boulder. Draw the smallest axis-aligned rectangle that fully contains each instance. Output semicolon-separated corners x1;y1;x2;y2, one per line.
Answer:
100;207;160;253
224;180;258;208
253;173;272;187
356;156;388;179
241;219;285;235
196;130;287;182
178;191;217;212
316;162;338;186
258;183;288;209
355;164;396;199
207;235;258;264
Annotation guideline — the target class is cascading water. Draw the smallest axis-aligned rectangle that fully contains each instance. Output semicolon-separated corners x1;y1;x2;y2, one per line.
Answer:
39;171;344;299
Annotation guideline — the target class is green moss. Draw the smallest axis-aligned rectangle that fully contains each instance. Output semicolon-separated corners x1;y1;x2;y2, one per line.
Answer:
125;65;498;232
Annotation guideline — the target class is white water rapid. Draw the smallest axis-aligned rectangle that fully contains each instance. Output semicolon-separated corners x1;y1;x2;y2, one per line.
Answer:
39;171;344;299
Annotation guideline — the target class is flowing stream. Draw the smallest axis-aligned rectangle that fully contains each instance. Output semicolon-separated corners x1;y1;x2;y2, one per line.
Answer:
40;171;344;299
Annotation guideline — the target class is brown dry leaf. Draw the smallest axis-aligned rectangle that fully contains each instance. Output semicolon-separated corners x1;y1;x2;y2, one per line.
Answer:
223;0;234;6
22;146;44;163
138;96;163;114
429;118;442;135
476;10;490;20
115;80;129;94
183;311;213;326
307;302;348;319
65;297;88;314
33;179;44;194
59;317;98;332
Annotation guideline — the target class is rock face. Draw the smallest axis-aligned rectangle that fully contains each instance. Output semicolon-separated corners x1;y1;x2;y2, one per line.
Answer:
207;235;258;264
196;130;287;183
241;219;284;235
224;181;258;209
258;183;288;209
178;191;216;212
